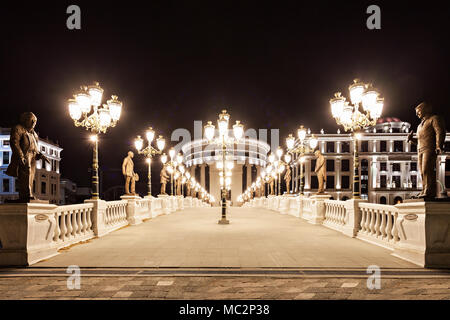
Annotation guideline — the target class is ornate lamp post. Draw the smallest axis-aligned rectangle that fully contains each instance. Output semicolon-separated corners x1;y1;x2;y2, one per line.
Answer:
204;109;244;224
68;82;122;199
161;147;178;196
134;128;165;196
330;79;383;199
286;126;318;195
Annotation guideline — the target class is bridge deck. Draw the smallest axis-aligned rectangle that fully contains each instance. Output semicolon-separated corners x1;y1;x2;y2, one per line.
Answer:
34;207;416;268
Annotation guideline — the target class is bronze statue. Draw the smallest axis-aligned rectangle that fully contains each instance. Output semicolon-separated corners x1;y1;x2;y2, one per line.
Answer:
6;112;49;202
284;166;291;194
175;174;182;196
269;176;275;195
314;150;326;194
122;151;137;195
186;179;191;196
160;165;169;195
407;102;446;199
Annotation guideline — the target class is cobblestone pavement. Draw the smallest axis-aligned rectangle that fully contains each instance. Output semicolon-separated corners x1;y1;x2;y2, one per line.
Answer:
0;268;449;300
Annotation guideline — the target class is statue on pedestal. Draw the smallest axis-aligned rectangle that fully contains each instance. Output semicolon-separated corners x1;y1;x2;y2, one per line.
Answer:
160;165;169;195
6;112;50;202
314;150;326;194
284;166;291;194
407;102;446;199
122;151;137;195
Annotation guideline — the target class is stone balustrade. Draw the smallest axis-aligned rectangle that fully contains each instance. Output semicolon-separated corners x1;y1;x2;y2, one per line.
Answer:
0;195;211;266
247;194;450;268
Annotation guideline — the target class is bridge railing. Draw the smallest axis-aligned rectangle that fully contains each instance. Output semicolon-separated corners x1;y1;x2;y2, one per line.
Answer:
247;195;450;268
0;195;211;266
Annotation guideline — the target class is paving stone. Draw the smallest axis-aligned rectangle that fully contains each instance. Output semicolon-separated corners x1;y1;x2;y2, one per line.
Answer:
112;291;133;298
294;293;316;299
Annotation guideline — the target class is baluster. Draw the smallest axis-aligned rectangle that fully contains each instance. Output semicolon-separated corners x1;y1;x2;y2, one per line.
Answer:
60;211;66;241
81;209;87;234
375;209;381;237
65;211;72;239
380;210;387;238
77;209;82;235
365;209;371;233
370;210;377;235
386;211;393;240
360;209;367;232
392;212;400;242
53;212;61;242
71;210;77;237
87;208;93;231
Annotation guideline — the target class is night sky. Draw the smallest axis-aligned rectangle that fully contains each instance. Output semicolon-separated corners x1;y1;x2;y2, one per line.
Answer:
1;1;450;196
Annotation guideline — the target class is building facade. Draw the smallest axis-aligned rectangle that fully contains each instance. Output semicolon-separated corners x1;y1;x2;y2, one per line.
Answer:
287;118;450;204
0;128;63;204
181;137;271;206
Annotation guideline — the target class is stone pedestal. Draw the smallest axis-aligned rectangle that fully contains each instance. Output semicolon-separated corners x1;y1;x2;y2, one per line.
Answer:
394;200;450;268
158;194;171;214
85;199;108;236
184;196;193;208
279;196;290;214
342;198;367;237
120;195;142;225
176;196;184;211
0;203;58;266
309;194;332;225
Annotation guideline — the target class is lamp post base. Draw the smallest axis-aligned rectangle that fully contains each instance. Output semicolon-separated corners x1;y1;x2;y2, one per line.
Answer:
218;218;229;225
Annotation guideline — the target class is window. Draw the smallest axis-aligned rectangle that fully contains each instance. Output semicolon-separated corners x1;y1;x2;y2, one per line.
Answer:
41;181;47;194
392;163;400;172
446;159;450;172
380;141;387;152
380;175;387;188
411;175;417;189
445;142;450;152
310;175;318;189
380;196;387;204
341;142;350;153
380;162;387;171
326;159;335;172
2;151;10;165
326;176;335;189
361;141;368;152
341;176;350;189
446;175;450;189
311;159;316;171
341;159;350;172
392;176;401;188
2;140;9;146
3;179;10;192
394;141;403;152
410;143;417;153
326;142;334;153
411;162;417;171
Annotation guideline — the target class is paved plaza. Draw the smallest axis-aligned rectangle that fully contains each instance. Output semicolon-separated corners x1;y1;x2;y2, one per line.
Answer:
34;207;416;268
